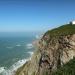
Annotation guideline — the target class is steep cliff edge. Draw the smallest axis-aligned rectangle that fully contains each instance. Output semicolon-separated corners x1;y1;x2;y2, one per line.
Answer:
15;24;75;75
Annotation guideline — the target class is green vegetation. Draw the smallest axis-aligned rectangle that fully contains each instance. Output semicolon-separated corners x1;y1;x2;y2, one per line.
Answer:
52;58;75;75
44;24;75;75
44;24;75;37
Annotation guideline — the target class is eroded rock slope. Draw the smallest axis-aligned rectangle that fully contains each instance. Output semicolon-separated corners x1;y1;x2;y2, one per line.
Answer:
15;24;75;75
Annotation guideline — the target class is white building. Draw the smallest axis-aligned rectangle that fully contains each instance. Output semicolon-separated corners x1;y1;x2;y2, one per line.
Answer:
70;20;75;25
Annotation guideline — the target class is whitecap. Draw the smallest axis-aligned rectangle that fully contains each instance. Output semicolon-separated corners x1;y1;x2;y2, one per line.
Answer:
26;43;33;49
16;44;21;47
6;47;13;49
0;48;34;75
27;51;33;56
0;58;30;75
0;67;5;73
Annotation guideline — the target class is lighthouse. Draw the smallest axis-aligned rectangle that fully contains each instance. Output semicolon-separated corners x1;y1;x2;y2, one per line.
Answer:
70;20;75;25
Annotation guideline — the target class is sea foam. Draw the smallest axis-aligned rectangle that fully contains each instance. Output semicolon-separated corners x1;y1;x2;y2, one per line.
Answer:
0;51;33;75
27;51;34;56
26;43;33;49
6;47;13;49
16;44;21;47
0;67;5;73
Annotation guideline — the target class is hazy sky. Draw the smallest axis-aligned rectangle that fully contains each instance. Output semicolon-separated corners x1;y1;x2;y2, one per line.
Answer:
0;0;75;32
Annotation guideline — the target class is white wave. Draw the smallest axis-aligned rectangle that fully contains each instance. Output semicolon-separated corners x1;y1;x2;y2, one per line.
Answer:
27;51;33;56
26;43;33;49
0;67;5;73
0;48;34;75
0;52;34;75
0;58;30;75
6;47;13;49
16;44;21;47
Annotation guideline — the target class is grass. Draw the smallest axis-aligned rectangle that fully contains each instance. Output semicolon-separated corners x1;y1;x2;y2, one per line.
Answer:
43;24;75;75
44;24;75;38
52;58;75;75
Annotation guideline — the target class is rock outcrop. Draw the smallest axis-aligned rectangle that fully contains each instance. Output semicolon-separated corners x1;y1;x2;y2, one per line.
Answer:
15;24;75;75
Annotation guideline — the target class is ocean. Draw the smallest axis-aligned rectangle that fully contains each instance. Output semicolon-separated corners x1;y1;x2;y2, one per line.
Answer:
0;32;40;75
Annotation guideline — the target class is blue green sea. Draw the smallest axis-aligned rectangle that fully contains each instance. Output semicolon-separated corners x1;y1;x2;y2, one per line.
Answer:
0;32;40;75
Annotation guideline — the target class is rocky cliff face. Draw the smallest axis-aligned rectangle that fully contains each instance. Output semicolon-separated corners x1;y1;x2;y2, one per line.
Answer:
15;24;75;75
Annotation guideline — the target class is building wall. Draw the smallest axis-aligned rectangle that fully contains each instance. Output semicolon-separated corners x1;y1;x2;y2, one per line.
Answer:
72;21;75;24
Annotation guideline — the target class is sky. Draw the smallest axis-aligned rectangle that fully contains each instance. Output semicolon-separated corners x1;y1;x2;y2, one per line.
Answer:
0;0;75;32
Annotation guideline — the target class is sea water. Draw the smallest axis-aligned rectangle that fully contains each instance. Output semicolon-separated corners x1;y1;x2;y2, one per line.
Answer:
0;32;40;75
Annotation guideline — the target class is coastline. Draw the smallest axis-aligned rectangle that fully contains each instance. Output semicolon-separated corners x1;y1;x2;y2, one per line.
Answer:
0;51;34;75
14;39;40;75
14;53;33;75
0;34;41;75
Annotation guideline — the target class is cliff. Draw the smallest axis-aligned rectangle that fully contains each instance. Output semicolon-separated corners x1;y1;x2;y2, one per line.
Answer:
15;24;75;75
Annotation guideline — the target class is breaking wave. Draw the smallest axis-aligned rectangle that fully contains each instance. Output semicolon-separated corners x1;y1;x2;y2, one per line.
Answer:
0;67;5;74
15;44;21;47
26;43;33;49
27;51;34;56
0;51;33;75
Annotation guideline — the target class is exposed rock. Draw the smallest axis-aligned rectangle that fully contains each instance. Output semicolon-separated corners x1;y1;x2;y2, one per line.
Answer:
15;24;75;75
